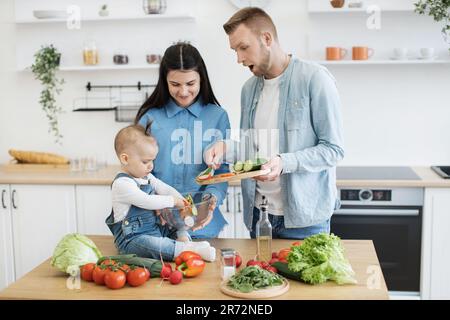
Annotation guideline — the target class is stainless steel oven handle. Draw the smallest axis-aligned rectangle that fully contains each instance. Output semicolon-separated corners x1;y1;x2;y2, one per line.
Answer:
334;208;419;216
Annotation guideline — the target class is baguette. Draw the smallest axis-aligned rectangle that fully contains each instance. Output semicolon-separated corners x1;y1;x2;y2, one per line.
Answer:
8;149;69;165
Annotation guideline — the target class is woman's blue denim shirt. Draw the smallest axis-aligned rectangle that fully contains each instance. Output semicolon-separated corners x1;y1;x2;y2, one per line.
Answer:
138;98;230;207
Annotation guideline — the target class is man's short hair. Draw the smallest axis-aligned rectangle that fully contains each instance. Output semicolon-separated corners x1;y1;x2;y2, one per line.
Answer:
114;123;156;157
223;7;278;40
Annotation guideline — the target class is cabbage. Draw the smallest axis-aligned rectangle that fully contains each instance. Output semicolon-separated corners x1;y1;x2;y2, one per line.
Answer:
51;233;102;273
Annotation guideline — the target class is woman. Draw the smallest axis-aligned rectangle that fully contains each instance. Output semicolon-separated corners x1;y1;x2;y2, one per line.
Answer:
135;42;230;239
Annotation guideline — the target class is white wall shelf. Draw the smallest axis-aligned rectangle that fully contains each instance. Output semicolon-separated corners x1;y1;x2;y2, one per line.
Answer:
19;64;160;72
316;60;450;65
308;0;416;13
308;8;414;13
15;0;197;72
16;14;196;24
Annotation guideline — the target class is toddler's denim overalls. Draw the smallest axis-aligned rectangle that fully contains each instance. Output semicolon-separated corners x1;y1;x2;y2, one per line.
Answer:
105;173;179;260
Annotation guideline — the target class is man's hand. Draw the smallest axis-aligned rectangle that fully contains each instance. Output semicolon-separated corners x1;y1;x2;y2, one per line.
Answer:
203;141;226;170
254;155;283;182
192;194;217;231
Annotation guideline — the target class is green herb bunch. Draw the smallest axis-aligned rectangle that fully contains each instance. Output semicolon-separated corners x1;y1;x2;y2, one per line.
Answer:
31;45;65;144
227;266;284;293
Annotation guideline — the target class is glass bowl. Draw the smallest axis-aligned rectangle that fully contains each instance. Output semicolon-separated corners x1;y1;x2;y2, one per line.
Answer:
159;191;213;231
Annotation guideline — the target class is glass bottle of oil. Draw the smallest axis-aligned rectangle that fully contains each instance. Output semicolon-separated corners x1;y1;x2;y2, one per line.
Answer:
256;196;272;261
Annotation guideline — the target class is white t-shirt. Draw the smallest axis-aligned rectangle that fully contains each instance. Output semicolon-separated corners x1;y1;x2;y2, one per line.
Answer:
111;173;183;222
253;74;284;215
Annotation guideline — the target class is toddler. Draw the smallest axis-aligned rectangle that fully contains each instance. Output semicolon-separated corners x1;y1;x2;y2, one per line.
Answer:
105;124;216;261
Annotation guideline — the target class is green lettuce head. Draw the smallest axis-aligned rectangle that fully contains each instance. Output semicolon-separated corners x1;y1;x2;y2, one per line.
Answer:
51;233;102;274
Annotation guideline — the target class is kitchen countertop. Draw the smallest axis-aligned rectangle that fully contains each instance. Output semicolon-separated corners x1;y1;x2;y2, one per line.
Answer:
0;236;388;300
0;164;449;187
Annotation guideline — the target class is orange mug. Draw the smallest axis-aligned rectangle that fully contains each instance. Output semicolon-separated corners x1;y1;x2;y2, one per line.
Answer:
352;46;374;60
326;47;348;60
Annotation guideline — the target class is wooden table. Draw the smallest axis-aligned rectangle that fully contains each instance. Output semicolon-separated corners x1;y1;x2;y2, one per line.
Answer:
0;236;389;300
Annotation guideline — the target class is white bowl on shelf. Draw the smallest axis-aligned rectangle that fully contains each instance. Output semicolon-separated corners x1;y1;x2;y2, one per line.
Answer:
33;10;67;19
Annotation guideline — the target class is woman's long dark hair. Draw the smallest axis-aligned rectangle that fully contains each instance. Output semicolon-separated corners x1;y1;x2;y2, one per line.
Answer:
135;42;221;124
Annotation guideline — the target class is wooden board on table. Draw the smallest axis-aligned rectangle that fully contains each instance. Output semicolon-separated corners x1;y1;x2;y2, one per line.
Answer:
219;278;290;299
196;169;270;185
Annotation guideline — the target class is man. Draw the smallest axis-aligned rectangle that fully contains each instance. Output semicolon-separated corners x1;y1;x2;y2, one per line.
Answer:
204;7;344;239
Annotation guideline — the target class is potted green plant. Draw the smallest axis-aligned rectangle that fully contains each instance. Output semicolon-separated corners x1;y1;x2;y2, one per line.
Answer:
414;0;450;52
99;4;109;17
31;45;65;144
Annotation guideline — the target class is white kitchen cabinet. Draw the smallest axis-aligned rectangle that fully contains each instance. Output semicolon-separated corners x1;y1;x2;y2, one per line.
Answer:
218;186;250;239
0;185;14;291
75;185;112;236
233;187;250;239
218;188;235;239
10;185;77;279
421;188;450;300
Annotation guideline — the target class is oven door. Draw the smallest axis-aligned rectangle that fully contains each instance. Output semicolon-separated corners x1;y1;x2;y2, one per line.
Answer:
331;205;422;292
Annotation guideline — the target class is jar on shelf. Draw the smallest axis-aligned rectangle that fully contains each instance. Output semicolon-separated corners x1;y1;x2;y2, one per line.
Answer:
83;41;98;65
113;51;129;65
143;0;167;14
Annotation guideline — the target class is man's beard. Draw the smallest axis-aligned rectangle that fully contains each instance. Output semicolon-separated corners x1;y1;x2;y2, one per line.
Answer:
253;44;271;77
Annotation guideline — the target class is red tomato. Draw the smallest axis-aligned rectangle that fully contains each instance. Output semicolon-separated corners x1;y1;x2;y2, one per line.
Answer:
104;269;126;289
92;265;109;285
277;248;291;261
272;252;278;259
100;259;116;266
143;267;151;280
126;268;148;287
235;254;242;268
120;264;131;273
80;263;96;282
292;241;302;247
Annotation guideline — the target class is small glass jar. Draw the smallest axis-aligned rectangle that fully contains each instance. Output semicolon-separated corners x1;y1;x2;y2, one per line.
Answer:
220;248;236;281
143;0;167;14
113;53;129;65
83;41;98;65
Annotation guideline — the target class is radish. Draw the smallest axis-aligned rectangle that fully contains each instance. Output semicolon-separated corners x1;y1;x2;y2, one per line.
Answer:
160;264;172;280
169;270;183;285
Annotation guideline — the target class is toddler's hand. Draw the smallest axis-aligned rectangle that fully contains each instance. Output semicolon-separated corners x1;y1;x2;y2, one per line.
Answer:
174;197;189;209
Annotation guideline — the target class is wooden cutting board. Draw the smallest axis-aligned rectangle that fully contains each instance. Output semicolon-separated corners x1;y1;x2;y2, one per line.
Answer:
196;169;270;185
219;279;290;299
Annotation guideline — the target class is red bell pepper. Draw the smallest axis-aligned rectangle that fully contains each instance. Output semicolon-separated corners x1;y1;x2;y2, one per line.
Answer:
174;251;202;266
176;257;205;278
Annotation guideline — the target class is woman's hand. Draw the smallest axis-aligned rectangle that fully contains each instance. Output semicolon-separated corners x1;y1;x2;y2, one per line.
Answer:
203;141;226;170
192;193;217;231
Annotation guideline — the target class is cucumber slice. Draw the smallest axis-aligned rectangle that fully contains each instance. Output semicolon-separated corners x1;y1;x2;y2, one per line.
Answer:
243;158;268;172
255;158;268;166
233;161;244;172
243;159;257;172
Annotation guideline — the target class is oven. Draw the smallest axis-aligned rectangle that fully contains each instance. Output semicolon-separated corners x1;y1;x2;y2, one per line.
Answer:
331;187;423;293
